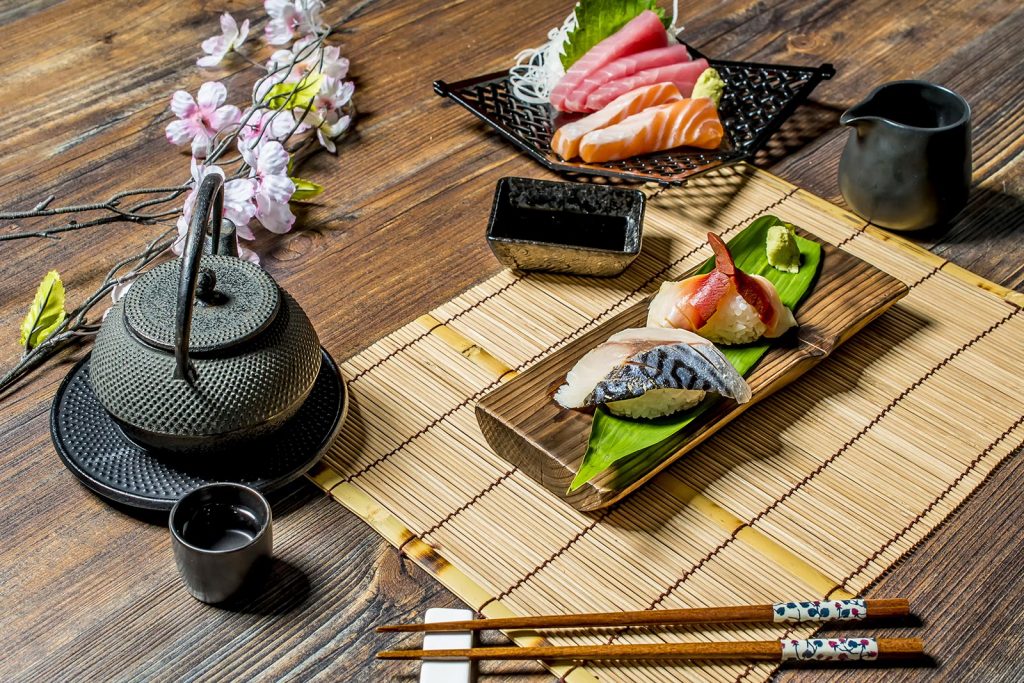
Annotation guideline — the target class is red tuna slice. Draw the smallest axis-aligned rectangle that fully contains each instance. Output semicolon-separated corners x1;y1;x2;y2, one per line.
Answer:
562;44;691;112
549;10;668;112
585;57;709;111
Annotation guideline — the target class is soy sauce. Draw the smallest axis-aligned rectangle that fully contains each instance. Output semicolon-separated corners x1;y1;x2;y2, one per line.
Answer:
497;207;629;252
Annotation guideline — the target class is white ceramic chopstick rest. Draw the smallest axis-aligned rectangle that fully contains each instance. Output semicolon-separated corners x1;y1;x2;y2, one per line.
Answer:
420;608;476;683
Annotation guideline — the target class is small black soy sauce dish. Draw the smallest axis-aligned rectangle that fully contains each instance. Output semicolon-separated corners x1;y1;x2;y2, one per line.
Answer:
169;483;272;604
486;177;645;277
839;80;971;232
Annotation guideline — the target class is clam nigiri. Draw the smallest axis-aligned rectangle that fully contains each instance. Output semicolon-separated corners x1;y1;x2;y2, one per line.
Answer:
647;233;797;344
554;327;751;419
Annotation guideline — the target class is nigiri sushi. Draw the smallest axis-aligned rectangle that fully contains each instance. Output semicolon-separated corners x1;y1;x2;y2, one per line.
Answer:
578;97;724;163
647;233;797;344
554;327;751;419
551;82;684;160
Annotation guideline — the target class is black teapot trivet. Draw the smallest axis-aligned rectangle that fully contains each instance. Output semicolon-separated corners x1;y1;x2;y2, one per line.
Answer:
49;347;346;511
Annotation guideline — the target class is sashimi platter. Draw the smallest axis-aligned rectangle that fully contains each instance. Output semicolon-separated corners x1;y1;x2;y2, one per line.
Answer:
435;0;834;182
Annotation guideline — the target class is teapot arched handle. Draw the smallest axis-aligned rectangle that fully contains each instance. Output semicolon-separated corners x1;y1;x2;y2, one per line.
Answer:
173;173;224;382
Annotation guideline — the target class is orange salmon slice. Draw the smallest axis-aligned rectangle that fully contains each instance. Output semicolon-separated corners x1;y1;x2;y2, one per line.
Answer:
551;82;683;161
578;97;724;163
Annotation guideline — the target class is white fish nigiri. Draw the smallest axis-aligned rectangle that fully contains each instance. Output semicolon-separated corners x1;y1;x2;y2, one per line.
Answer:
648;232;797;344
554;327;751;419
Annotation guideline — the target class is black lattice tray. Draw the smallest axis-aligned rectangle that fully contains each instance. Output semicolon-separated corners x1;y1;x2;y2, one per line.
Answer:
434;46;834;184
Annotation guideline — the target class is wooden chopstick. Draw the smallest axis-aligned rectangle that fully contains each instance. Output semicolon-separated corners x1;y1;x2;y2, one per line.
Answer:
377;637;924;662
376;598;909;633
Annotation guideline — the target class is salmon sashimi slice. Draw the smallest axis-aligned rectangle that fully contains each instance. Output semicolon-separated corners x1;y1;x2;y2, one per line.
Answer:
549;10;668;112
562;44;691;112
585;58;709;111
551;82;683;160
577;97;724;162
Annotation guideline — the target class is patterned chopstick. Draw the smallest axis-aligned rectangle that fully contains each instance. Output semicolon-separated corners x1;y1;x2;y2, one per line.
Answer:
378;636;924;662
376;598;907;633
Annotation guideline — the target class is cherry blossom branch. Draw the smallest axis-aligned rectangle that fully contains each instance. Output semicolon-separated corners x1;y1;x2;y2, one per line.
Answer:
1;2;355;396
0;226;176;396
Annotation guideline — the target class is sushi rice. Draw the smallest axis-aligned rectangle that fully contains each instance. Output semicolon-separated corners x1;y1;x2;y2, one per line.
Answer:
607;387;706;419
698;292;766;344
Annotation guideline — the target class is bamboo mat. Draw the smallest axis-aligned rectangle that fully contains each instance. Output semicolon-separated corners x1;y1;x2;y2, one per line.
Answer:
309;163;1024;683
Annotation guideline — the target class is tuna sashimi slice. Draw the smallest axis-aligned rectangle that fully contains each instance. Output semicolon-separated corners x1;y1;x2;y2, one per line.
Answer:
585;58;709;111
551;82;683;160
578;97;724;162
549;10;668;112
563;44;691;112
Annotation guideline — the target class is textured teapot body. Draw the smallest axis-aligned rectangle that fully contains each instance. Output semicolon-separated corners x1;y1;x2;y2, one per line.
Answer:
838;81;971;232
89;175;321;453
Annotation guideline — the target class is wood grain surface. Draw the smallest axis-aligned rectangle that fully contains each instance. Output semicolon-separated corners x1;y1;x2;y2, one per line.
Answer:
477;238;908;511
0;0;1020;681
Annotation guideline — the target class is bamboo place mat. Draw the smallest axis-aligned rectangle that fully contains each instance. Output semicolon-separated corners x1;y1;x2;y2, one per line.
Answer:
309;163;1024;683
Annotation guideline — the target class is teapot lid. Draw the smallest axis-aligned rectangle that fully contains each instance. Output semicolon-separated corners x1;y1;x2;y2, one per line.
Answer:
123;254;280;353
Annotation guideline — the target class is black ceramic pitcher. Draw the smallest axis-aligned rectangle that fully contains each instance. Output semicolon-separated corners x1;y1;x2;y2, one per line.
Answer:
838;81;971;231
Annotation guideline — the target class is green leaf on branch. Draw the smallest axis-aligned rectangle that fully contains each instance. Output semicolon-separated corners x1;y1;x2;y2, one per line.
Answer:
263;71;324;111
560;0;669;71
19;270;67;351
569;216;823;491
290;177;324;202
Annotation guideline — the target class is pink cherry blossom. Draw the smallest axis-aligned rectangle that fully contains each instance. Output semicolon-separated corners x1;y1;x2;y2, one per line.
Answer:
197;13;250;68
264;0;326;46
165;82;242;158
273;36;348;81
248;141;296;233
311;77;354;152
237;109;296;166
315;113;352;153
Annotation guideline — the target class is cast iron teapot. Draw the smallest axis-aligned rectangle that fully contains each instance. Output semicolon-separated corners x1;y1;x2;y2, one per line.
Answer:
89;174;322;453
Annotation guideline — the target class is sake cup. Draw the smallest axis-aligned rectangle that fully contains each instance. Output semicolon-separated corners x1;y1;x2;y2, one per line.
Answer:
169;483;273;604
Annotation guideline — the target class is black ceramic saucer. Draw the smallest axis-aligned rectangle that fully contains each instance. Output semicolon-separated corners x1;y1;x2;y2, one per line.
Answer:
50;347;346;511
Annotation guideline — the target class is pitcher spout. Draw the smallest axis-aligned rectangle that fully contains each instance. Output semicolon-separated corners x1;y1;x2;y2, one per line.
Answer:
839;101;875;128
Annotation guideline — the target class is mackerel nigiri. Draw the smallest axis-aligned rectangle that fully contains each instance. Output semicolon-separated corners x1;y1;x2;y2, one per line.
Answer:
578;97;723;163
554;327;751;419
551;82;683;160
647;233;797;344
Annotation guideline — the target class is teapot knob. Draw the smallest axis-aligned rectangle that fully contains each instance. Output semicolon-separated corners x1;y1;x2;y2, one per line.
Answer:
195;267;218;304
173;173;225;382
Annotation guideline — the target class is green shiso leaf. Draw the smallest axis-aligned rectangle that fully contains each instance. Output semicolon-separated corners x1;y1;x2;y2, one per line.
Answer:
560;0;670;71
19;270;67;351
569;216;822;492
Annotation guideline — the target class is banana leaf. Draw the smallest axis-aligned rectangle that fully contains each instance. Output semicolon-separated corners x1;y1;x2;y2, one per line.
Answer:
569;216;822;491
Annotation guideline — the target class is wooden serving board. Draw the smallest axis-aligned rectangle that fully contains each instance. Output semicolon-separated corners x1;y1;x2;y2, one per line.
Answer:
476;238;908;511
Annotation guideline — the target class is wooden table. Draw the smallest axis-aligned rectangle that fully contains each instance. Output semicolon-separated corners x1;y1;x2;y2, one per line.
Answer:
1;0;1021;681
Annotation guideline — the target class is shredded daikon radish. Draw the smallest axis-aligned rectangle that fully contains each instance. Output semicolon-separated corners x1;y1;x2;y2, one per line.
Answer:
508;11;575;105
508;2;684;106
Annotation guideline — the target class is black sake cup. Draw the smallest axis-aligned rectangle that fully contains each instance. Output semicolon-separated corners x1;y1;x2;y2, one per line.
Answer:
169;483;273;604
